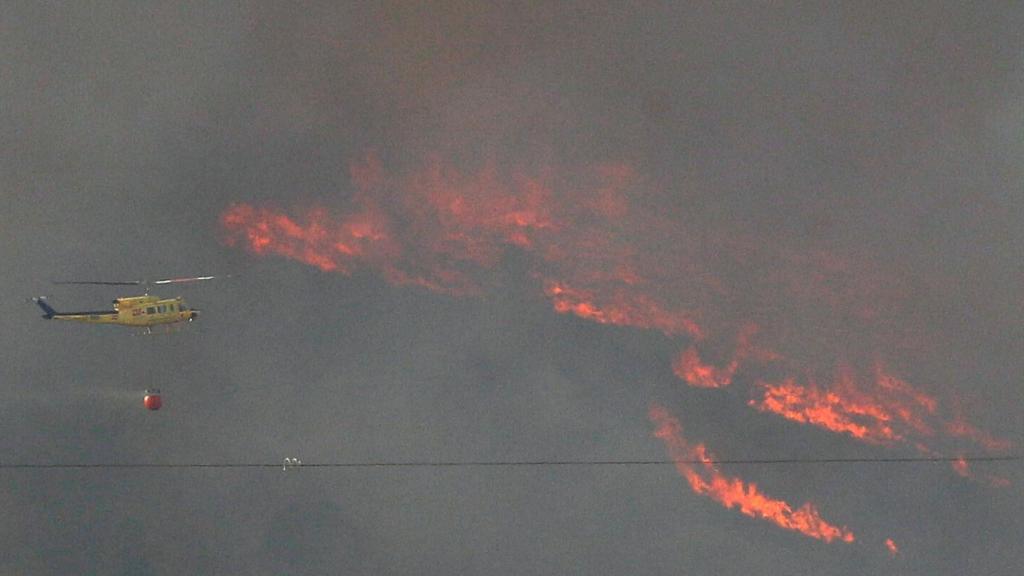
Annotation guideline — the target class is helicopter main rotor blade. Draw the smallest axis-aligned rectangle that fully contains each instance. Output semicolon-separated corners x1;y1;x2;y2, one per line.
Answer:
53;275;227;287
150;275;222;285
53;280;144;286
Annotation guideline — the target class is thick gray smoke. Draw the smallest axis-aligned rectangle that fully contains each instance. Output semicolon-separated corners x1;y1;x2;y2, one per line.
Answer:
1;2;1021;574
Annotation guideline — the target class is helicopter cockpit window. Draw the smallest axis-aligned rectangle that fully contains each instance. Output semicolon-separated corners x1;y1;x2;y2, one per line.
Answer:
146;307;156;314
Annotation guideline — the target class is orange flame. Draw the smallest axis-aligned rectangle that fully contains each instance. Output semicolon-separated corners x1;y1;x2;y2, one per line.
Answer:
672;346;737;388
221;204;395;275
544;281;703;339
748;360;1011;461
947;413;1013;453
223;154;707;335
672;323;779;388
649;404;855;543
748;362;942;446
222;152;1010;472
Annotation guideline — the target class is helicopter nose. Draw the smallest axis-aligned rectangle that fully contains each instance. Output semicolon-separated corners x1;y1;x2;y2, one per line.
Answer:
189;310;200;321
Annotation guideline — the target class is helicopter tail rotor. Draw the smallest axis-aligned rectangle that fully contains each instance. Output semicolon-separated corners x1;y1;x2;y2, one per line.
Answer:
32;297;57;319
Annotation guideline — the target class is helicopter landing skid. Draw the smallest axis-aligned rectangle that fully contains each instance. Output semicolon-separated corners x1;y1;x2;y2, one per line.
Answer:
134;324;184;336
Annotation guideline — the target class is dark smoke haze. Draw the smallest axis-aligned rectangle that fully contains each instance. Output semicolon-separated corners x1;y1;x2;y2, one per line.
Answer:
2;2;1021;574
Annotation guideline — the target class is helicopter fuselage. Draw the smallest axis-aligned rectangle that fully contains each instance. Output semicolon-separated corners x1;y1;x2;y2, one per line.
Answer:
35;295;199;327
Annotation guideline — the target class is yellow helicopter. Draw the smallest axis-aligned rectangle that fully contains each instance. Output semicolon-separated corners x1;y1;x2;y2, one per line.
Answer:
32;276;220;332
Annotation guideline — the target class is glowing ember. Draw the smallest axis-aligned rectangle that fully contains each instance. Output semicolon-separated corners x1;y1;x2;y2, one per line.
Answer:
952;456;970;477
988;476;1012;488
885;538;899;557
649;404;855;543
949;454;1012;488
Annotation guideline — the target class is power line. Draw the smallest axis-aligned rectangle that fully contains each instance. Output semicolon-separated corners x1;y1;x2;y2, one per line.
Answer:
0;455;1018;470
